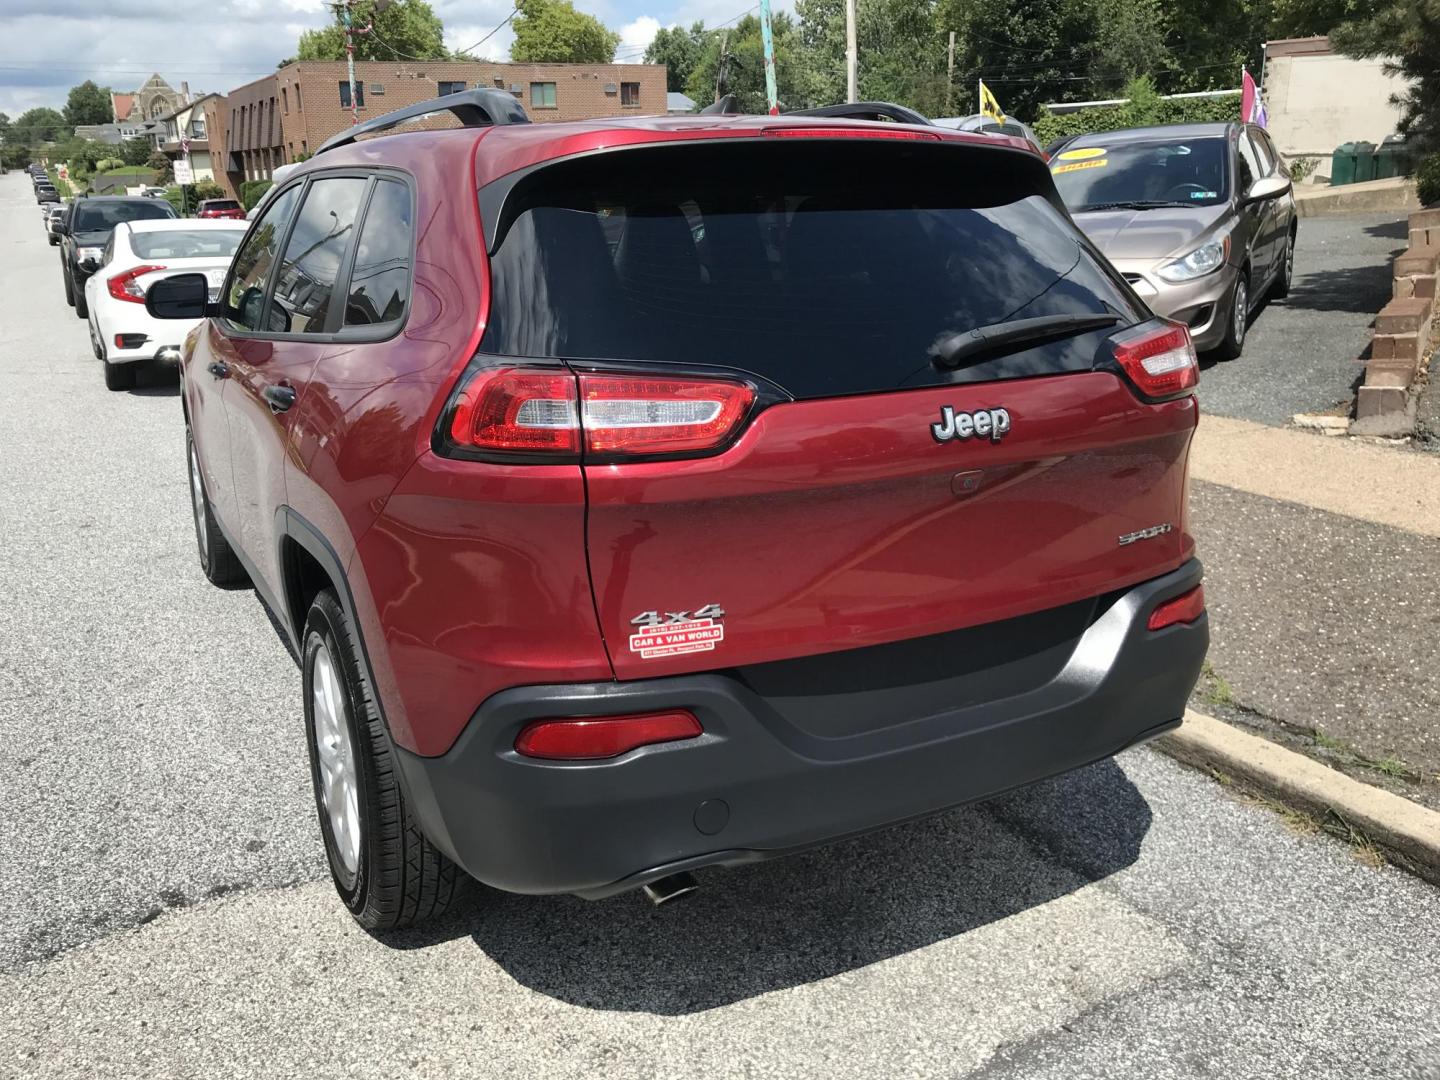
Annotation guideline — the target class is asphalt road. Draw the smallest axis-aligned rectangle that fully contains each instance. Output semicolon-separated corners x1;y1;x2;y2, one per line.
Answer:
3;174;1439;1078
1197;212;1408;425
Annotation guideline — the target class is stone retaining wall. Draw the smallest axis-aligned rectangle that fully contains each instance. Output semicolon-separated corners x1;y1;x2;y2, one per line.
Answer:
1355;208;1440;436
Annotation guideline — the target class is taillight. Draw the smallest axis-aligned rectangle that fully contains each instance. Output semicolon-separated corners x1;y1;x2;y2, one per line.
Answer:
448;367;580;455
1109;321;1198;400
444;366;755;461
581;374;754;456
514;711;703;760
1148;585;1205;631
107;264;167;304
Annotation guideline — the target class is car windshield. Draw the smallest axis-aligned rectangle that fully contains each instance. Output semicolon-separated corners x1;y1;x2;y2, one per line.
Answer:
202;200;241;211
72;200;175;232
131;229;245;259
1051;138;1229;211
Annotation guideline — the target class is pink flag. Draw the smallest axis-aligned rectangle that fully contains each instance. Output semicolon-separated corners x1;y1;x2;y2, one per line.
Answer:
1241;68;1257;125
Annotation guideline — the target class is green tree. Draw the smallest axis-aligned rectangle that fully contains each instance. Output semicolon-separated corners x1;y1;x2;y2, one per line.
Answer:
0;141;30;170
64;80;113;127
0;112;10;140
511;0;620;63
296;0;447;61
120;136;152;167
797;0;947;114
686;12;825;112
12;106;67;144
645;22;711;92
1331;0;1440;155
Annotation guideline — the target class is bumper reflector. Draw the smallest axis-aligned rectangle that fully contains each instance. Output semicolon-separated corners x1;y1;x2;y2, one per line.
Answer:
515;710;703;760
1148;585;1206;631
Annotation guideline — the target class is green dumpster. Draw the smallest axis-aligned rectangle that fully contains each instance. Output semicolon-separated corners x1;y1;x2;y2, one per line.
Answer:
1330;142;1360;186
1375;135;1406;179
1354;141;1379;183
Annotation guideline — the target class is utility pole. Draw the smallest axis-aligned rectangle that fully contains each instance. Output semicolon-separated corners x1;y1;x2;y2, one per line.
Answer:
759;0;779;115
946;31;955;114
714;29;730;103
845;0;858;103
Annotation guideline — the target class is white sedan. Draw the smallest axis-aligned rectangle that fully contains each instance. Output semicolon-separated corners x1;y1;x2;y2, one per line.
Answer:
84;218;248;391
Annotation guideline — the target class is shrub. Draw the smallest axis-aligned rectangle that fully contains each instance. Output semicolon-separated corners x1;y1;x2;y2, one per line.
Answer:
1418;153;1440;207
240;179;273;210
193;179;225;201
1034;76;1240;146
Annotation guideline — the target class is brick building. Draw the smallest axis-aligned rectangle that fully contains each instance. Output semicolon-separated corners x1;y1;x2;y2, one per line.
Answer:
218;60;666;198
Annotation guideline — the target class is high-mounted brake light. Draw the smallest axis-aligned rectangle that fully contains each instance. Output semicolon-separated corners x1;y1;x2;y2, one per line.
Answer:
1148;585;1205;631
107;264;167;304
514;711;703;760
763;127;942;141
1109;321;1198;400
445;367;754;460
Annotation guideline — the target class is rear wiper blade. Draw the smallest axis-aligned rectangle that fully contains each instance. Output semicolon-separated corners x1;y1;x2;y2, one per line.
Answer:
1077;200;1194;212
932;313;1122;369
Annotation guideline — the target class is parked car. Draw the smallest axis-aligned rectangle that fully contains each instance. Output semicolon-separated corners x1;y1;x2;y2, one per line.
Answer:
56;196;178;319
140;186;168;199
195;198;246;221
148;89;1208;929
84;219;247;391
44;204;66;245
933;113;1043;153
1048;122;1296;359
36;184;59;205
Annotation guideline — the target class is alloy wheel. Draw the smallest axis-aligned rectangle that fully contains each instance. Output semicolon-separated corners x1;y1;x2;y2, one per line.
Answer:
1233;279;1248;346
312;643;361;876
188;439;209;561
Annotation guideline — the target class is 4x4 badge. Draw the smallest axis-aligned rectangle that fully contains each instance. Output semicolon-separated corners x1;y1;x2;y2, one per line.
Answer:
629;604;726;660
932;406;1011;444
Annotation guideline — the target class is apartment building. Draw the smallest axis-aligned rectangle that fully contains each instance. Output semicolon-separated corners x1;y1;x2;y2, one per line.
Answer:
219;60;667;194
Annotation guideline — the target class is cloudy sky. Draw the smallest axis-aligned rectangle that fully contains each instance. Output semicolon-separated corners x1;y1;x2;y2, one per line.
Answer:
1;0;774;118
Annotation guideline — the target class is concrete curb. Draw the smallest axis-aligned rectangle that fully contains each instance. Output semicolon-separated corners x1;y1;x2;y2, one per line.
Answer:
1157;709;1440;884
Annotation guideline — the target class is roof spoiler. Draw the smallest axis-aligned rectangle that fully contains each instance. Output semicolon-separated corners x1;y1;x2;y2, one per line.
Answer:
315;88;530;156
699;95;739;115
786;102;934;126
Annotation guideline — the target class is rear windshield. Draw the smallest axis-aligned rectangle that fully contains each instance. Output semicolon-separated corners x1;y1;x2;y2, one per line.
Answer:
72;200;175;232
201;200;241;211
481;143;1138;399
131;229;245;259
1052;138;1229;211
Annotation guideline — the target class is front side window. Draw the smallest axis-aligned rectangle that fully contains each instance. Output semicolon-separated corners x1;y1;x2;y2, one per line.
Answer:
1246;130;1275;175
224;184;301;331
1051;138;1229;210
344;180;412;328
1237;133;1261;193
271;177;368;335
530;82;556;108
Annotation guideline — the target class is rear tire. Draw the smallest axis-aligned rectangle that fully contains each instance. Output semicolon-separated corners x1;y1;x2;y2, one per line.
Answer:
302;589;464;930
63;266;74;307
1212;271;1249;361
186;427;248;586
103;361;136;391
74;287;88;319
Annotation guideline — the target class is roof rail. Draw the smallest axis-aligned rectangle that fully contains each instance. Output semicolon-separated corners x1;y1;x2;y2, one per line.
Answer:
786;101;934;126
315;88;530;156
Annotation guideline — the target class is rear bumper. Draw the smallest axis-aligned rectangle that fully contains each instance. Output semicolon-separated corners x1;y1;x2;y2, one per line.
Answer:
395;560;1208;898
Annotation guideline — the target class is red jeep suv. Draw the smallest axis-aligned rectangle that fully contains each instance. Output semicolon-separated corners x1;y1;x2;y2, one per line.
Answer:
147;90;1208;929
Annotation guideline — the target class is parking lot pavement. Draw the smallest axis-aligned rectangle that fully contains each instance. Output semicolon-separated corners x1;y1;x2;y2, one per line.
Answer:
2;174;1439;1078
1198;212;1409;425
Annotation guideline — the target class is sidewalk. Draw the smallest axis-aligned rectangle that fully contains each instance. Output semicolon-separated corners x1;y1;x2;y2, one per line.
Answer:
1187;415;1440;810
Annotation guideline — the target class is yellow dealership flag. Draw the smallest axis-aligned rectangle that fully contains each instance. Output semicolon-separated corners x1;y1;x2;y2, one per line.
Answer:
978;80;1006;124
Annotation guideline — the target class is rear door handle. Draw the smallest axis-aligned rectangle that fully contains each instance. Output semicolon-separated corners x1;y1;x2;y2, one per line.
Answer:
263;384;297;413
207;361;228;379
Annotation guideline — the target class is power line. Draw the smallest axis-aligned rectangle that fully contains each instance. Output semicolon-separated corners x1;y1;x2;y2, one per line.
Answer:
453;9;518;58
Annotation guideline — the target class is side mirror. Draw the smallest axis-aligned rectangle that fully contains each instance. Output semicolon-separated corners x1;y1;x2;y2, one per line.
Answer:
1245;175;1292;203
146;273;210;319
53;222;68;237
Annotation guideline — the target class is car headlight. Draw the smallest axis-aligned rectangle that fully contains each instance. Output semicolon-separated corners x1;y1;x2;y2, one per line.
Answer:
77;247;103;264
1157;237;1229;283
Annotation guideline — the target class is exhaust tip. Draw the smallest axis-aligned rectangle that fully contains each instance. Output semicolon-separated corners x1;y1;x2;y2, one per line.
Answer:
641;871;698;907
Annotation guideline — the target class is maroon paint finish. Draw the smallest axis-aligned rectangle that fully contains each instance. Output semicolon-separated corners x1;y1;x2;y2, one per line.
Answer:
585;373;1196;682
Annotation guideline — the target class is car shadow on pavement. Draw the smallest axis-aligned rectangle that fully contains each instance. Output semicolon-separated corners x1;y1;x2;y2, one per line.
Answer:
379;758;1151;1015
1280;254;1404;315
1363;218;1410;241
128;366;180;397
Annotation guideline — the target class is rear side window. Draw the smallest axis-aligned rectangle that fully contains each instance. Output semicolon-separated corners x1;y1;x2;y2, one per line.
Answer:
343;179;412;328
224;184;301;331
271;177;368;335
481;142;1140;399
131;229;245;259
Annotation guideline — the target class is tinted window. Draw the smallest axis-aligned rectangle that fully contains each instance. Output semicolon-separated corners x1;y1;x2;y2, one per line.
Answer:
1237;133;1260;191
71;200;176;232
1246;130;1274;175
271;177;367;335
225;184;300;332
481;143;1140;399
200;200;241;211
1051;138;1229;210
131;229;245;259
344;180;411;328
